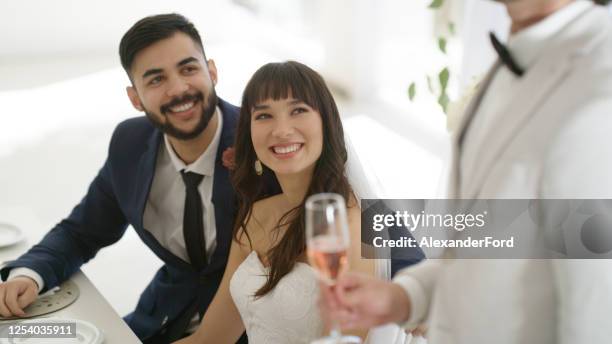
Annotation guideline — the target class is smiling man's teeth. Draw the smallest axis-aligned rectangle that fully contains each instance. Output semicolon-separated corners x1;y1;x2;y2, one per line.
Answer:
170;102;195;113
273;144;301;154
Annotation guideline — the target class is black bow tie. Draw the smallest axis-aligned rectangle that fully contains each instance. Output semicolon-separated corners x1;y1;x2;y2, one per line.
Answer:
489;32;525;77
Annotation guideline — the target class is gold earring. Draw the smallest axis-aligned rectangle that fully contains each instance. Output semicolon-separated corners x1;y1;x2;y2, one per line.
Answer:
254;159;263;176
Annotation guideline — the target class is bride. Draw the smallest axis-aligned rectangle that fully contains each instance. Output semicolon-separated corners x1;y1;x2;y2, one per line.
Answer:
176;60;392;343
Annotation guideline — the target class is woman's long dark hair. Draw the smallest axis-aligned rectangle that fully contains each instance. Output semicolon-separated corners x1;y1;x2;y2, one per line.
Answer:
232;61;352;297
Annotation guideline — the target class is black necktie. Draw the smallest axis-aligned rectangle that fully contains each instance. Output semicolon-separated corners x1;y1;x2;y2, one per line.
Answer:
489;32;525;77
153;172;208;342
181;170;207;270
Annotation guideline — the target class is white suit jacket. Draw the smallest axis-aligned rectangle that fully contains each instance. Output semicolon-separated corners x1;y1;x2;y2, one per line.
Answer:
395;4;612;344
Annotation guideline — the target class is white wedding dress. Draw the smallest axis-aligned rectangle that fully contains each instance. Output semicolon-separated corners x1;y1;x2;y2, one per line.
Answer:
229;251;325;343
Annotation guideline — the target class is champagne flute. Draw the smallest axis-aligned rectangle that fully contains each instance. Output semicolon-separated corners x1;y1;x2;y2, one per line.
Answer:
306;193;361;344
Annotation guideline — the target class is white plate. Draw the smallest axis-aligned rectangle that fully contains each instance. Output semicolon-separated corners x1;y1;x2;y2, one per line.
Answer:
0;223;24;248
0;318;104;344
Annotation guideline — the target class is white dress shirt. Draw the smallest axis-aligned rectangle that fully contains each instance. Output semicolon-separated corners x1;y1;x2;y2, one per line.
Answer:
143;109;221;264
8;108;223;293
394;0;592;328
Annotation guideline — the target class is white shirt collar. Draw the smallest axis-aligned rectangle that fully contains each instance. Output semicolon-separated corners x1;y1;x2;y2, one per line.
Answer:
507;0;592;69
163;106;223;177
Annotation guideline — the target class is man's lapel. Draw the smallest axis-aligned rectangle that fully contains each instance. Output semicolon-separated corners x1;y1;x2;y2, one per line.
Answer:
463;57;572;198
134;128;194;269
448;62;500;198
209;100;238;269
135;130;162;231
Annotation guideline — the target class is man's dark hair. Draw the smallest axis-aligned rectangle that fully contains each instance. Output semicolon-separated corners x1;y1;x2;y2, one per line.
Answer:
119;13;206;76
594;0;612;5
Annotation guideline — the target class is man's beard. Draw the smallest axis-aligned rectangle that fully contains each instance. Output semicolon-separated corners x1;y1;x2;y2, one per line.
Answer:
145;88;218;141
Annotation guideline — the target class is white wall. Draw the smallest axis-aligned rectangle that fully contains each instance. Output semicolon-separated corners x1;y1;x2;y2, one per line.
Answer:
1;0;247;57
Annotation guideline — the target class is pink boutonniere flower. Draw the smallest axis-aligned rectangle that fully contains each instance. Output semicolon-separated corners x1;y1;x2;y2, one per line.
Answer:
222;147;236;170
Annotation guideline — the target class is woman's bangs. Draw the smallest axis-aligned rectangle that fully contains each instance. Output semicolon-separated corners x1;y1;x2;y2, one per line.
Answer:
246;64;319;110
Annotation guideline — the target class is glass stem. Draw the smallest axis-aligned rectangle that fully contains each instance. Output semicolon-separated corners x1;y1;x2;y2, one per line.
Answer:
330;323;341;339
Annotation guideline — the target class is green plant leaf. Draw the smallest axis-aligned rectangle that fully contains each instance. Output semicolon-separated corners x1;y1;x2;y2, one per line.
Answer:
408;82;416;101
438;37;447;54
448;22;456;36
428;0;444;9
438;67;450;92
438;91;450;113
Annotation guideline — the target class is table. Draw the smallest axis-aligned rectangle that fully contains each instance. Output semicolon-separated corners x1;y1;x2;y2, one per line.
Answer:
0;207;140;343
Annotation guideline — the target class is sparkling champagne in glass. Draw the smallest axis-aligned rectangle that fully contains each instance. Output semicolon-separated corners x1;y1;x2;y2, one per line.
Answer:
306;193;361;344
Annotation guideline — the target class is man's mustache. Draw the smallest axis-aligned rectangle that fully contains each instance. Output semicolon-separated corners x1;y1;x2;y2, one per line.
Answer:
160;92;204;115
